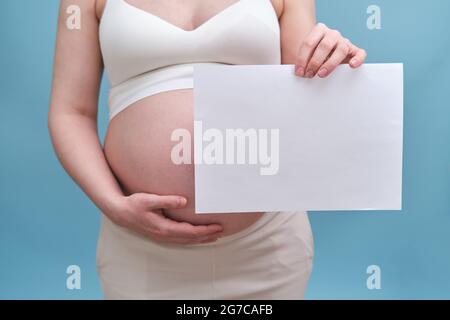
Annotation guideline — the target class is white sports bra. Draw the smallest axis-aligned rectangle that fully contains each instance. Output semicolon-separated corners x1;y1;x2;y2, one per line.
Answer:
99;0;281;120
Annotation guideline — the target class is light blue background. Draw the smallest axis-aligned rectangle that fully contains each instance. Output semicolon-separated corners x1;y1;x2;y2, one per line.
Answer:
1;0;449;299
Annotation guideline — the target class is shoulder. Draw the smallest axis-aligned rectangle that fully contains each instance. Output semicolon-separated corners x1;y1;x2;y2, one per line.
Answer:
270;0;284;19
280;0;315;14
95;0;107;21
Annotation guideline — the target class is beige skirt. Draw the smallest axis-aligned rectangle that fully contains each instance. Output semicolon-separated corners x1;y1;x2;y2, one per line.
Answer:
96;211;314;300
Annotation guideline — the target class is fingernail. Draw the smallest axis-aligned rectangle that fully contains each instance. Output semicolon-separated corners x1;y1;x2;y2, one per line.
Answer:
296;66;305;77
318;68;328;77
350;58;358;66
178;197;186;206
306;70;314;78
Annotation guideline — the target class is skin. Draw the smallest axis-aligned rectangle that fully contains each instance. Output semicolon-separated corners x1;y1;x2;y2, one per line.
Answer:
49;0;366;245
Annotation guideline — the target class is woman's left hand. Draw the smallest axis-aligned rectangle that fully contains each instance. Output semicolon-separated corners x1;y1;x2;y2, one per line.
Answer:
294;23;367;78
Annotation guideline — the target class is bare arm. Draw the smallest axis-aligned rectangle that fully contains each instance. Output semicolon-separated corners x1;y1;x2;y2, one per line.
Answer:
279;0;367;76
49;0;124;215
49;0;222;244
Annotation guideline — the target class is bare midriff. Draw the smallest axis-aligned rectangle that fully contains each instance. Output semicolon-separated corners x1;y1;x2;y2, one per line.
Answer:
104;89;264;236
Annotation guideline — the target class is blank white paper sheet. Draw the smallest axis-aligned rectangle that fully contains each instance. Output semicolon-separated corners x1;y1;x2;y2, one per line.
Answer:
193;63;403;213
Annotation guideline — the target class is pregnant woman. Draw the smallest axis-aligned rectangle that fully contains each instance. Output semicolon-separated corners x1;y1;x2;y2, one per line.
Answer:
49;0;366;299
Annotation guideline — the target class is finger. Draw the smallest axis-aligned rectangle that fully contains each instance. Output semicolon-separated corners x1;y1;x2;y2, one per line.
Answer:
187;234;221;244
143;194;187;210
349;47;367;68
305;30;341;77
153;235;219;245
159;219;224;240
141;210;224;239
145;227;221;245
295;23;327;77
149;235;197;245
317;40;350;77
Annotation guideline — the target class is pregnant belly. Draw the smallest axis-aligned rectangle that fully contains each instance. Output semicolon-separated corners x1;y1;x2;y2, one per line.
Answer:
103;89;263;236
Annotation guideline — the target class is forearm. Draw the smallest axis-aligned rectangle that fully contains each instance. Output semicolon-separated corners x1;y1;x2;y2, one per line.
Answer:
48;111;124;218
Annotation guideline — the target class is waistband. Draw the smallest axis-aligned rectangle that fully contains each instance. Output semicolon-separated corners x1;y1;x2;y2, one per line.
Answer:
108;62;226;121
191;211;282;247
101;211;307;249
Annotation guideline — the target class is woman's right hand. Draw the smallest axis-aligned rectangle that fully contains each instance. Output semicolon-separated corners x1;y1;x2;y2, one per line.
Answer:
108;193;224;245
49;1;223;246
